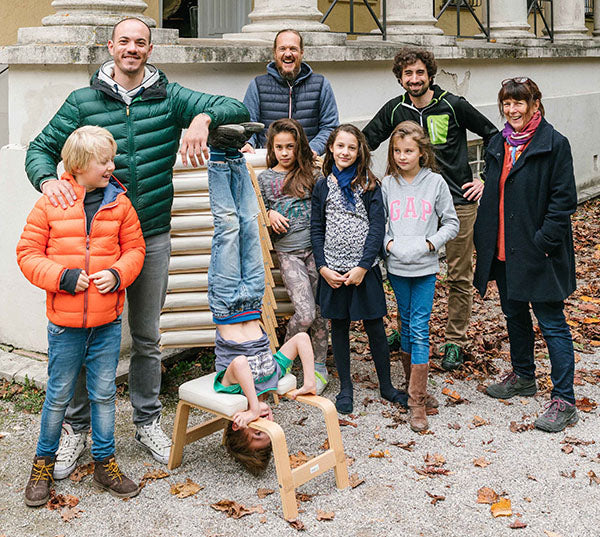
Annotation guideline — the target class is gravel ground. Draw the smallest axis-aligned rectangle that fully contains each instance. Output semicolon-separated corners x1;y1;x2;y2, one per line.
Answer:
1;344;599;537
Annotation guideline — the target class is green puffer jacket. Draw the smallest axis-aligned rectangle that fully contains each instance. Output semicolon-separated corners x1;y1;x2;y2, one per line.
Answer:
25;68;250;237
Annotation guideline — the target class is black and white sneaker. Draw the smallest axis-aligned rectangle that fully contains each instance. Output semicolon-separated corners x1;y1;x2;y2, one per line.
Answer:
208;122;264;150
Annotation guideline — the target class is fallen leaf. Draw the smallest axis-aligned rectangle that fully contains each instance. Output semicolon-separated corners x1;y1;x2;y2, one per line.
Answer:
424;453;446;467
259;516;267;524
527;475;537;481
369;449;391;458
561;444;574;454
348;473;365;489
294;416;308;426
471;416;489;428
473;457;491;468
509;518;527;529
425;491;445;505
338;419;357;428
320;439;330;451
544;531;563;537
256;488;274;499
46;490;80;510
509;421;534;433
576;397;597;413
477;486;499;504
59;506;83;522
390;440;416;451
69;462;95;483
588;470;600;485
441;387;462;401
139;468;169;488
560;470;576;478
289;451;310;469
316;510;335;521
170;478;203;498
447;422;461;430
414;466;451;477
288;519;306;531
210;499;264;519
295;492;314;502
491;498;512;517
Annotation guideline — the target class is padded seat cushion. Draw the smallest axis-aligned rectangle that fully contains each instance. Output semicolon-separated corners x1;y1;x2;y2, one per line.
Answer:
178;372;297;417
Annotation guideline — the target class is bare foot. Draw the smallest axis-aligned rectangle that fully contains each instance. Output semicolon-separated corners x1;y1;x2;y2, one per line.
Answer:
288;383;316;400
232;407;260;428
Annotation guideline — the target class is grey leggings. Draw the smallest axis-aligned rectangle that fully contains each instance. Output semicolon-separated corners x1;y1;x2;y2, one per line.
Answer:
277;248;328;364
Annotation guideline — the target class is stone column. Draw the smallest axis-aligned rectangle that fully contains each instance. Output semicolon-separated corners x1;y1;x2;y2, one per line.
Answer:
593;0;600;36
18;0;177;45
483;0;531;39
552;0;589;39
223;0;345;45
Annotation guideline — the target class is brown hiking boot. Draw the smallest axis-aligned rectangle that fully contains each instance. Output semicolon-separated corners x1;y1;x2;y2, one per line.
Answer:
400;352;438;409
24;455;54;507
408;363;430;432
93;455;140;499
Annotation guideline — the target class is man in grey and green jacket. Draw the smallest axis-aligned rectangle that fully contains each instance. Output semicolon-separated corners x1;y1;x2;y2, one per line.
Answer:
25;18;249;474
363;48;498;371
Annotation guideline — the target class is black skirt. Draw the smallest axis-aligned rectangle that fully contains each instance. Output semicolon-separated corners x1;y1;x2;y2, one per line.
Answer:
316;264;387;321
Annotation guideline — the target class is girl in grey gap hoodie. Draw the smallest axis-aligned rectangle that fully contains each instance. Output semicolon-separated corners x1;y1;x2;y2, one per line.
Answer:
382;121;459;432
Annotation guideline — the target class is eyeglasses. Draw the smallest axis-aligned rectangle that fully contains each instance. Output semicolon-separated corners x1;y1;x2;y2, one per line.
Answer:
502;77;530;86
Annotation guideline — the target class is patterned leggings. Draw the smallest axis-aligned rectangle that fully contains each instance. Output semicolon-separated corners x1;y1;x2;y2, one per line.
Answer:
277;248;328;365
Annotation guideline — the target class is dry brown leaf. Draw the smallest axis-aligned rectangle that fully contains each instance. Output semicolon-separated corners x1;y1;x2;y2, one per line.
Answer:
288;519;306;531
477;486;499;504
295;492;314;502
289;451;310;469
170;478;203;498
576;397;597;413
561;444;574;454
391;440;416;451
320;439;330;451
139;468;169;488
316;510;335;521
338;419;357;428
348;473;365;489
471;415;489;428
509;421;534;433
210;499;264;519
259;516;267;524
424;453;446;467
473;457;491;468
441;387;462;401
46;490;80;510
256;488;275;499
588;470;600;485
69;462;95;483
491;498;512;517
544;531;563;537
59;506;83;522
509;519;527;529
368;449;391;458
425;491;446;505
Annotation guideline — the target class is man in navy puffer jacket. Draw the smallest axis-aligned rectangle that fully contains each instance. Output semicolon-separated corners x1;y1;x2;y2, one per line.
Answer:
241;29;338;156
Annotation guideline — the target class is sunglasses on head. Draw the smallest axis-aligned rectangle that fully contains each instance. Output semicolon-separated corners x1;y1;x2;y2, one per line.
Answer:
502;77;530;86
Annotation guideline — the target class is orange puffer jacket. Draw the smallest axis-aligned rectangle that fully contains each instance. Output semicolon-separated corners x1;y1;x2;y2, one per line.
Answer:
17;173;146;328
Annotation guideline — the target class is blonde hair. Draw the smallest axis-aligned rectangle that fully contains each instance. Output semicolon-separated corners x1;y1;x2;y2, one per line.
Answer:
386;120;438;177
61;126;117;174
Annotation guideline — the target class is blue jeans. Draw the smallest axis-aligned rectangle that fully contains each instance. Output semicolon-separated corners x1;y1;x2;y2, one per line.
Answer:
66;231;171;429
388;273;436;365
37;318;122;461
493;261;575;403
207;157;265;322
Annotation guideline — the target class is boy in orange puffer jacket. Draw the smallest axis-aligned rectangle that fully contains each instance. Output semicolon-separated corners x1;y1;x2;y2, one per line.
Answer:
17;126;146;506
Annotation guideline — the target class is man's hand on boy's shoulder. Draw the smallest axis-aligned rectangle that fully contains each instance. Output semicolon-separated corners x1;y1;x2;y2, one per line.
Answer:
41;179;76;209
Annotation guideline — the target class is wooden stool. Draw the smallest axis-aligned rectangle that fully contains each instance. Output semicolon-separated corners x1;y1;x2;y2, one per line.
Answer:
168;372;349;520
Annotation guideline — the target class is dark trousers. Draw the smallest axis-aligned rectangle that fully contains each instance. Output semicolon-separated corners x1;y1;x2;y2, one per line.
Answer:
493;261;575;403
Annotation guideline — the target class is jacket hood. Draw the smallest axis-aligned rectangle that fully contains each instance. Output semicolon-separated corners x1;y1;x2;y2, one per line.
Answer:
266;61;313;86
91;62;166;103
60;171;127;203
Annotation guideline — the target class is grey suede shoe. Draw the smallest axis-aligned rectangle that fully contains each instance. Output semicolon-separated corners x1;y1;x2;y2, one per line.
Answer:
534;398;579;433
486;371;537;399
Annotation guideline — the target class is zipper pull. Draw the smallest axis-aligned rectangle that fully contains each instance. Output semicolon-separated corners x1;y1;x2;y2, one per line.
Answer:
86;236;90;249
126;105;130;116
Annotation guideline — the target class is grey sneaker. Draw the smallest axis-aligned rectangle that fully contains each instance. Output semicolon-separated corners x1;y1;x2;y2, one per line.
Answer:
135;416;171;465
486;371;537;399
534;398;579;432
53;423;87;480
314;366;329;396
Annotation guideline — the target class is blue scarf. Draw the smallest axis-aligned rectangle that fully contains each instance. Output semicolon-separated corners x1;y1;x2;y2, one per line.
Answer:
332;162;358;210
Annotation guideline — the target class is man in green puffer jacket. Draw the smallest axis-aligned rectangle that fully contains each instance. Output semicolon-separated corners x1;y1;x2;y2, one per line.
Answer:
24;17;250;474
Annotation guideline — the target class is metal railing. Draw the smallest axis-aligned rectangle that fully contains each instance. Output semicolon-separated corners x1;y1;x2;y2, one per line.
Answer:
321;0;387;40
585;0;594;17
528;0;554;41
435;0;490;40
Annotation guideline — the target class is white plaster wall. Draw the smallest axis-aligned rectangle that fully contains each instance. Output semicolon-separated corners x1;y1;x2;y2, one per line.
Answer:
2;56;600;351
0;65;7;148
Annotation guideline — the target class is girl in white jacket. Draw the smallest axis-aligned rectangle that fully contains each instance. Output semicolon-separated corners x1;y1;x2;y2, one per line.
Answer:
382;121;459;432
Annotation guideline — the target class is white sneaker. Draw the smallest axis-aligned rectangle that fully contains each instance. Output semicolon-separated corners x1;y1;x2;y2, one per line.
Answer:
315;367;329;396
54;423;87;480
135;416;171;465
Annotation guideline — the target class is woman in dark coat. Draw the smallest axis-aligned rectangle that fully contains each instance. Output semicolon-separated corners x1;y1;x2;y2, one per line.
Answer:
473;77;578;433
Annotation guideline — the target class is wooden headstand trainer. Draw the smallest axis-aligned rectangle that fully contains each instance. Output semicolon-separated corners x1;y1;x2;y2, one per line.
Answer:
166;162;349;520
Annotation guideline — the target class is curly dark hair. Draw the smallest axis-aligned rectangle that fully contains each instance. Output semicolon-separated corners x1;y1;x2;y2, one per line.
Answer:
392;48;437;84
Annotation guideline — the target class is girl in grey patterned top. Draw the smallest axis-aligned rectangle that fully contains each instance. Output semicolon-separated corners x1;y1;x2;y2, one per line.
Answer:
311;124;407;415
258;119;330;394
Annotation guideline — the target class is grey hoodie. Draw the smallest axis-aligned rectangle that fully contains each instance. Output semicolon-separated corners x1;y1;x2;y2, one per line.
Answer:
97;61;160;105
382;167;459;278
